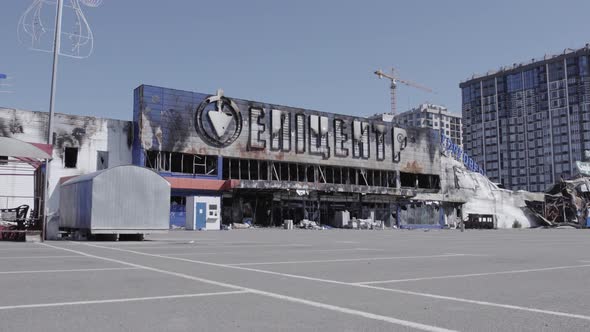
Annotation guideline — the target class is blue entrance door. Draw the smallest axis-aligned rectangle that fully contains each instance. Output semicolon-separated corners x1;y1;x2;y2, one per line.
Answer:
195;202;207;230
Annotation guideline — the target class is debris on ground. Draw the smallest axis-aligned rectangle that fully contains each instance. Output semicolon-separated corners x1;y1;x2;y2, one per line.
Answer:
232;222;251;229
283;220;294;230
0;205;31;241
525;177;590;228
298;219;323;230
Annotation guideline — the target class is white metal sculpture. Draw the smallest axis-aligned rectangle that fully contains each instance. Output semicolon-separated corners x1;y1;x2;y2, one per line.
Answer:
18;0;102;59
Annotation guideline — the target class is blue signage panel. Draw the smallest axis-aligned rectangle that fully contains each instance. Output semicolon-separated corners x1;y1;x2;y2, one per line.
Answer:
439;132;485;175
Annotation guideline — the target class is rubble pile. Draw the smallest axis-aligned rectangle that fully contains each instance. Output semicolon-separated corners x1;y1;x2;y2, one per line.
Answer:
298;219;324;230
525;178;590;228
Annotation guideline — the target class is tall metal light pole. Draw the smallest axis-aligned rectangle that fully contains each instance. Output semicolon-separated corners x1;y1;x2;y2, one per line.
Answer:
19;0;101;240
42;0;64;242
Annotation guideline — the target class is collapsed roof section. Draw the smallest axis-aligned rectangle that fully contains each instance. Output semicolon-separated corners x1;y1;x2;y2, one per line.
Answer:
416;152;544;229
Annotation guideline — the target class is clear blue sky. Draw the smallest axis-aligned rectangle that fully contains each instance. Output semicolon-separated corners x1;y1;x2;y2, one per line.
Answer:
2;0;590;121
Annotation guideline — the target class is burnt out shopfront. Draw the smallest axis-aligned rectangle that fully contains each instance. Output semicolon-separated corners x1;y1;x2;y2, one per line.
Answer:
132;85;445;229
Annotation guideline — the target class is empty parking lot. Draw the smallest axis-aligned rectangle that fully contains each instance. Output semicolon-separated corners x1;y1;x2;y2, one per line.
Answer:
1;229;589;331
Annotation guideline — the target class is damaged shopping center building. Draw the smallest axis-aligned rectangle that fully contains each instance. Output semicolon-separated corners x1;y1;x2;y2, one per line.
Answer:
133;85;452;229
0;84;544;230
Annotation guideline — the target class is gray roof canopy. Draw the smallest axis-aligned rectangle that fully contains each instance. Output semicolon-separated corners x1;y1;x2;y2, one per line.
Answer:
0;137;52;159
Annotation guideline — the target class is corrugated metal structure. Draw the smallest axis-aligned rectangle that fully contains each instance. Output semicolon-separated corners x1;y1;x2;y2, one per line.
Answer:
59;165;170;234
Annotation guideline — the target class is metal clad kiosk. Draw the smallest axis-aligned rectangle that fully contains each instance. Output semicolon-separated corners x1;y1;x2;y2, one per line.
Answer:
185;196;221;230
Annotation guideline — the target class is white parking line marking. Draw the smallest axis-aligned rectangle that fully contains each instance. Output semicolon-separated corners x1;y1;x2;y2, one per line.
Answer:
82;243;590;323
121;244;313;250
361;284;590;322
94;240;252;247
0;247;64;251
0;267;140;275
169;248;385;256
40;243;456;332
227;254;471;266
0;255;81;259
0;290;249;310
114;238;222;243
355;264;590;284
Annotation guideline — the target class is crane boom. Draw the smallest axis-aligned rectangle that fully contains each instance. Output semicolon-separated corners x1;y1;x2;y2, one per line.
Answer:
374;68;434;116
395;78;433;93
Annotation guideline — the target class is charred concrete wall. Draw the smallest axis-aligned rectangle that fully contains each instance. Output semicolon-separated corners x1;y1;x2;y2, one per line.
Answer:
133;85;441;176
0;107;132;213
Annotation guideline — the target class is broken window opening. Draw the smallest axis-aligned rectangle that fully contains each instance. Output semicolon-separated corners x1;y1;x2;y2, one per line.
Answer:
360;169;369;186
400;172;416;188
400;172;441;189
171;153;183;173
216;157;432;190
367;170;374;187
238;158;242;179
326;167;334;184
260;161;268;181
280;163;289;181
96;151;108;170
64;147;78;168
222;158;230;179
205;156;217;175
145;150;217;176
250;160;259;180
387;171;397;188
318;166;327;183
289;163;297;182
240;159;249;180
271;162;280;181
183;154;194;175
306;165;314;183
344;168;352;185
417;174;441;190
334;167;342;184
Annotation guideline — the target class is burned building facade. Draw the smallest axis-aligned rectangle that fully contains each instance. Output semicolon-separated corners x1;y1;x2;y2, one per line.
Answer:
132;85;447;228
0;107;133;217
1;85;467;230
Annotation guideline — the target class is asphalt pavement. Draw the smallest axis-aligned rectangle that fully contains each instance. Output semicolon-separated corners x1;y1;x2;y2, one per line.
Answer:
0;228;589;331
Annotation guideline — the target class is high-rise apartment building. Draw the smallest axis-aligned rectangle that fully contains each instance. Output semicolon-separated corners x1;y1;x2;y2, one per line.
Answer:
460;45;590;191
394;104;463;148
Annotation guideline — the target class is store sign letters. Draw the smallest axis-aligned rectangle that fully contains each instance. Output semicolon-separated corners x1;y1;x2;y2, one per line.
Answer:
247;107;406;162
195;92;407;162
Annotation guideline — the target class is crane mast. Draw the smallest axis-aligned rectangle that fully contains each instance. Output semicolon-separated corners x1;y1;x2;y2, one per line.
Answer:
374;68;434;116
